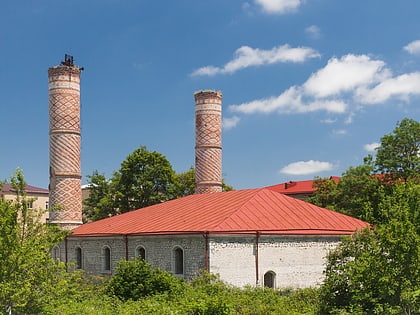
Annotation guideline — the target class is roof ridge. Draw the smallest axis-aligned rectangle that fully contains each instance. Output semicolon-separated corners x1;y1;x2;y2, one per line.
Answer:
213;188;265;230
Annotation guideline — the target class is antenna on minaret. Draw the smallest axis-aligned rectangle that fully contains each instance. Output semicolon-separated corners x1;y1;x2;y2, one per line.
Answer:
61;54;74;66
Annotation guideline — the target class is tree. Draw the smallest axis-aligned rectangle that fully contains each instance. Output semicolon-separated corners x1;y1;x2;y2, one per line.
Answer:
309;119;420;223
375;118;420;182
318;182;420;314
114;146;177;213
0;169;70;314
173;167;234;198
83;170;117;222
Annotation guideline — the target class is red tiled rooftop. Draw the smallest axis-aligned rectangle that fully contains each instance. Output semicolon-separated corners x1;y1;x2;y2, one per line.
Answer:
1;183;48;194
71;188;368;237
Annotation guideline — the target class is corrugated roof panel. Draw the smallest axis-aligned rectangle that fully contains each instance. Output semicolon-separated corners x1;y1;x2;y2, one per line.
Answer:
71;188;369;237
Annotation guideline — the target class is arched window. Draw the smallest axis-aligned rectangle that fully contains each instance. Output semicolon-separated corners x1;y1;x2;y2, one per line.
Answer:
264;271;276;289
52;245;60;261
103;246;111;272
75;247;83;269
136;246;146;260
173;247;184;275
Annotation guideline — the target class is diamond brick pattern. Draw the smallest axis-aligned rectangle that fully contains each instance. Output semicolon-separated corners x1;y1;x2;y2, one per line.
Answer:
48;65;83;229
194;91;223;194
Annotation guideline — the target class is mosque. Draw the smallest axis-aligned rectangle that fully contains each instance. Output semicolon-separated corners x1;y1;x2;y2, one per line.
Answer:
48;56;368;288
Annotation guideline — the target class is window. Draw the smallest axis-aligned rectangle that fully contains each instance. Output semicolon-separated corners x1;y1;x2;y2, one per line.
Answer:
52;245;60;261
173;247;184;275
136;246;146;260
103;246;111;272
75;247;83;269
264;271;276;289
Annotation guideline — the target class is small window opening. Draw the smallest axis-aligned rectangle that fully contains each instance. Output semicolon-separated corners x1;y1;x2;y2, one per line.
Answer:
174;247;184;275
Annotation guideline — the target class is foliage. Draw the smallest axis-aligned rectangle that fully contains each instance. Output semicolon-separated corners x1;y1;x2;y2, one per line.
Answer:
115;146;177;213
0;169;72;314
82;170;116;221
309;118;420;224
318;182;420;314
375;118;420;182
106;258;184;301
48;269;319;315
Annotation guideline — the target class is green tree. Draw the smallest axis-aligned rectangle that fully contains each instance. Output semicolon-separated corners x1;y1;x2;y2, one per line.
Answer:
173;167;234;197
114;146;177;213
0;169;69;314
83;170;117;222
375;118;420;182
318;182;420;314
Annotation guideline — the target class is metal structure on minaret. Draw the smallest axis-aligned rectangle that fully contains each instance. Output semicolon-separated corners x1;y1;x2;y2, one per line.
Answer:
194;90;223;194
48;55;83;229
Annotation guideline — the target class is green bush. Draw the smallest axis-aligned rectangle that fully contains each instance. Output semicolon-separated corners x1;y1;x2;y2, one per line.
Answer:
106;258;184;301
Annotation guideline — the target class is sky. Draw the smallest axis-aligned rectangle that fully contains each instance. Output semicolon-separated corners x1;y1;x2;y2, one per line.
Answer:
1;0;420;190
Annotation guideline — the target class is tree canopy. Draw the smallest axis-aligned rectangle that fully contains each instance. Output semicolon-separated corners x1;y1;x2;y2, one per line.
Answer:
308;118;420;224
0;170;80;314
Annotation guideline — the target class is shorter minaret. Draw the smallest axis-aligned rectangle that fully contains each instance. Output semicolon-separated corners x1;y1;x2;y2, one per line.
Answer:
48;55;83;229
194;90;223;194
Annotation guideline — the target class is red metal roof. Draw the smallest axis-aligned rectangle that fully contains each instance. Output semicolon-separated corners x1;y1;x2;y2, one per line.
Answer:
71;188;368;237
1;183;48;194
265;176;341;195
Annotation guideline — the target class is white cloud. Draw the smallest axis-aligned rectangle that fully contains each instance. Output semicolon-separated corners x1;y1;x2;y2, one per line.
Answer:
280;160;335;175
230;86;347;114
255;0;302;14
303;54;389;98
332;129;347;136
305;25;321;39
403;40;420;55
223;116;241;129
364;142;380;152
321;118;337;124
191;45;320;76
356;72;420;104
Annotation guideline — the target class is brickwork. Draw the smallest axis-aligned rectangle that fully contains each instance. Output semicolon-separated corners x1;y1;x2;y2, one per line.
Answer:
194;90;223;194
62;234;341;288
48;64;83;229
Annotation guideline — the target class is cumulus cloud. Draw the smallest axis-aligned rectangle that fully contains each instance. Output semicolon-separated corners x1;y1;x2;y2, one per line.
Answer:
223;116;241;130
255;0;302;14
191;45;320;76
303;55;389;98
280;160;335;175
364;142;380;152
229;53;420;119
305;25;321;39
356;72;420;104
403;40;420;55
230;86;347;114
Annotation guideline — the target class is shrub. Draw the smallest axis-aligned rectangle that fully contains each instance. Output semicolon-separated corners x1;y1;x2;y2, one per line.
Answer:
106;258;184;301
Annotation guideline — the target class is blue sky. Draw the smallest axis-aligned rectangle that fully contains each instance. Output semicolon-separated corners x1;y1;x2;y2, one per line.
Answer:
1;0;420;190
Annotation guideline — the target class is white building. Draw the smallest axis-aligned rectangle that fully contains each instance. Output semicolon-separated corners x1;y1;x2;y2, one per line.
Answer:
60;187;369;288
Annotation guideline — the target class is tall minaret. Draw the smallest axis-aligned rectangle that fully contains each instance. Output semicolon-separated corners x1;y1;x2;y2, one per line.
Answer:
48;55;83;229
194;90;223;194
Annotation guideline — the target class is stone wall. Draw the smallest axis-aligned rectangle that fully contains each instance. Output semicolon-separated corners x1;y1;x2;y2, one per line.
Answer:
57;233;341;288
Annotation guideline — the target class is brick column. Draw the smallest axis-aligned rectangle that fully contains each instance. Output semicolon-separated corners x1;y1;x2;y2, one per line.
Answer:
194;90;223;194
48;58;83;229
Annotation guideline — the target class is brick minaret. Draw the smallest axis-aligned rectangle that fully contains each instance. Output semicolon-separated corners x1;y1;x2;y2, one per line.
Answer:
194;90;223;194
48;55;83;229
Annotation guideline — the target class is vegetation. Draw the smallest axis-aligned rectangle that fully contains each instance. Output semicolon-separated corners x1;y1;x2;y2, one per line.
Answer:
311;118;420;314
0;170;91;315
